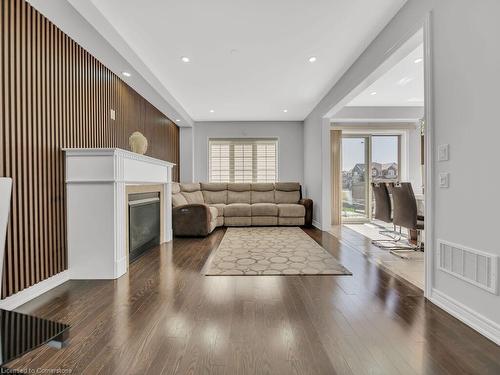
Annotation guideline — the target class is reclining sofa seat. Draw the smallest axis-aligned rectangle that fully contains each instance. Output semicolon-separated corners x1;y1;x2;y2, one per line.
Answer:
172;182;313;236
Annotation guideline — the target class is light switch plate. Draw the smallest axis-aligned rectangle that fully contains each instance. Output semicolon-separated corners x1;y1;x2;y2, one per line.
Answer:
438;144;449;161
110;109;116;120
439;172;449;188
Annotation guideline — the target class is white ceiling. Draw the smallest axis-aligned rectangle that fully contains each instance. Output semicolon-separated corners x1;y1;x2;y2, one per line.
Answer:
347;44;423;107
86;0;406;122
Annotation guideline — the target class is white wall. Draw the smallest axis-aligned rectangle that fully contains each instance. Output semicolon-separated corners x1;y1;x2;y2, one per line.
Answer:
192;121;304;183
408;125;422;193
304;0;500;344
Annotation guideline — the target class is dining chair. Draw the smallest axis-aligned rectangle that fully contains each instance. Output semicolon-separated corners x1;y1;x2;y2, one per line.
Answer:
371;182;411;250
389;182;424;257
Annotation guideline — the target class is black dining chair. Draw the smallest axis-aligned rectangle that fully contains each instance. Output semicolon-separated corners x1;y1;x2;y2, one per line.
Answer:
371;182;410;250
388;182;424;257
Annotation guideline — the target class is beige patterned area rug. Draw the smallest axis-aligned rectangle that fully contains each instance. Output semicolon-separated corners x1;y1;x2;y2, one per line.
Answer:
204;227;351;276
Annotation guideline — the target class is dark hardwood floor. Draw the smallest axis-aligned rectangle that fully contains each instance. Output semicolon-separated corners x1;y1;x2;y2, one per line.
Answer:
7;227;500;374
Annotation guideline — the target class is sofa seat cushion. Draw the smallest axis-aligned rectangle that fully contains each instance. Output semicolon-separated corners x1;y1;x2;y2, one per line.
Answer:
251;203;278;216
209;204;225;217
278;203;305;217
208;206;219;222
279;217;305;226
225;217;251;226
252;216;278;226
224;203;251;217
216;216;224;227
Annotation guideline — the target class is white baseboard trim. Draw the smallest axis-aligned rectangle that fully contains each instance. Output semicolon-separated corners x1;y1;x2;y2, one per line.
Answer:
312;219;322;230
115;256;128;279
430;288;500;346
0;271;69;311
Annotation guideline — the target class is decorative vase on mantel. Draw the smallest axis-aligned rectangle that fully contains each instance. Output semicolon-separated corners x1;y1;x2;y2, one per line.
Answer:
129;131;148;155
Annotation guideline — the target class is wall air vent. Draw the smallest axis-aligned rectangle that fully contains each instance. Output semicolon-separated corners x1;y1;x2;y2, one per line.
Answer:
438;239;498;294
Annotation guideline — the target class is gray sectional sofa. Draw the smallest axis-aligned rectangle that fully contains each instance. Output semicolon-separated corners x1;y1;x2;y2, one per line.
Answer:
172;182;313;236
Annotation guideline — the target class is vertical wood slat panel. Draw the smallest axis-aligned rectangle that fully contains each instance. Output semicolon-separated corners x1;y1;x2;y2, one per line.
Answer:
0;0;180;298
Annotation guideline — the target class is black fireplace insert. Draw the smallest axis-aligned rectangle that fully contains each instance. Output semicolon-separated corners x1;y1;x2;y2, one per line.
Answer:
128;192;160;262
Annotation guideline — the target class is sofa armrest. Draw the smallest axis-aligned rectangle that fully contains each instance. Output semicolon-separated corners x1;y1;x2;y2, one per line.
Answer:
299;198;313;227
173;204;211;237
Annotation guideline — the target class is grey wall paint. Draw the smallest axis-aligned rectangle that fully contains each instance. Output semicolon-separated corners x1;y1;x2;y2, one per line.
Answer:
303;0;500;337
192;121;304;183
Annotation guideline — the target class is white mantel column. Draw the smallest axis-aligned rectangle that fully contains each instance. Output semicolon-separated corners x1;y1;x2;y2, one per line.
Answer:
64;148;174;279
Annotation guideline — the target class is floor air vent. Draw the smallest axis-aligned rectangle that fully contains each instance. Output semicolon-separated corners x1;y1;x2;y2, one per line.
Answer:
438;239;498;294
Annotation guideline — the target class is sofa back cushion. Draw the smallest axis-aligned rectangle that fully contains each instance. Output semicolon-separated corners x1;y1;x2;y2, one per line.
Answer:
251;183;275;203
171;183;188;207
201;183;227;204
172;193;188;207
180;183;205;204
227;183;251;204
275;182;301;204
172;182;181;194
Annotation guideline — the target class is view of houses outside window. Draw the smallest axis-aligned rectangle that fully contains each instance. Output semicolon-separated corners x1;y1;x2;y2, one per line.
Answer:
371;136;399;181
342;135;399;220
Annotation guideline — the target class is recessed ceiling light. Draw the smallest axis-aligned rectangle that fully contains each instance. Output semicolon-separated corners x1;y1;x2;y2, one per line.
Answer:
414;58;423;64
308;56;317;63
370;91;377;96
176;119;181;122
283;109;288;113
181;56;191;63
122;71;131;77
397;76;414;86
210;109;215;113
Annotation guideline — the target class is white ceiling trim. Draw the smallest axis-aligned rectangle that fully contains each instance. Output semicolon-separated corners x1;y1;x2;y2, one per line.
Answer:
332;106;423;122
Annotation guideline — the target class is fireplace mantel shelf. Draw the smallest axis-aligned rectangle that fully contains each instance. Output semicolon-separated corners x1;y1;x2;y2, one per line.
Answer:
63;148;175;168
64;148;174;280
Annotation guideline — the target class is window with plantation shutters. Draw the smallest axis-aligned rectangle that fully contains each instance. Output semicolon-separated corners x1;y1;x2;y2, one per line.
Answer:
209;139;278;183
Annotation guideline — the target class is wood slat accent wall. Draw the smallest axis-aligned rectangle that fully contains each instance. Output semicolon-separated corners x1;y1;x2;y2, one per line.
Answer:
0;0;180;298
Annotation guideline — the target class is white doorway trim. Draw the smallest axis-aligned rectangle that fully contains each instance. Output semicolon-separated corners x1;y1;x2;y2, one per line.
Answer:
422;13;434;299
321;13;434;299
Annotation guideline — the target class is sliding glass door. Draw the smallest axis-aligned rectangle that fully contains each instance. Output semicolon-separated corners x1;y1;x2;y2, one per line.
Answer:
341;134;401;223
341;136;370;221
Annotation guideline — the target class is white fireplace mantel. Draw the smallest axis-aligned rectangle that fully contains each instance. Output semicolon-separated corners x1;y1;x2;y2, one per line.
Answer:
64;148;174;279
